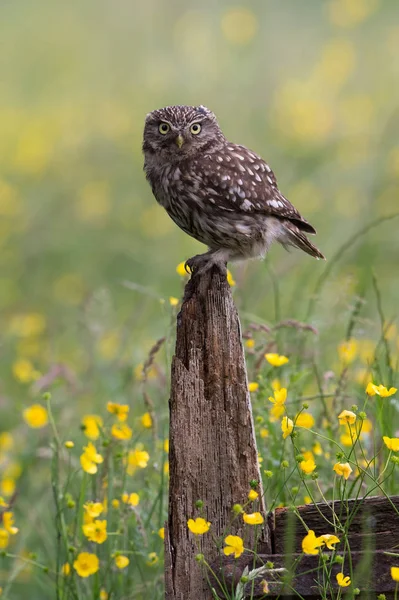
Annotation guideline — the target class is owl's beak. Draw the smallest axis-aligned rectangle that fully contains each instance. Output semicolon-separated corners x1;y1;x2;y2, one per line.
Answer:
175;134;184;149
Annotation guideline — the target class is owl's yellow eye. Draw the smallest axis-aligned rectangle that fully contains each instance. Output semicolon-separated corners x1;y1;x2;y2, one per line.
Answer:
159;123;170;134
190;123;202;135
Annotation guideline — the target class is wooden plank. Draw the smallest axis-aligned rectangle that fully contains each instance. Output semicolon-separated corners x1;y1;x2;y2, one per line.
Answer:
212;549;399;598
165;267;271;600
272;495;399;553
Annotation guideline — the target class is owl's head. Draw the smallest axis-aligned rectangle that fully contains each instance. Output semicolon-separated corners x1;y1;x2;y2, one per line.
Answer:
143;105;224;163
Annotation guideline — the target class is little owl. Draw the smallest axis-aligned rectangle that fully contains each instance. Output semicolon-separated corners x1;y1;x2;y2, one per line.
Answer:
143;105;324;273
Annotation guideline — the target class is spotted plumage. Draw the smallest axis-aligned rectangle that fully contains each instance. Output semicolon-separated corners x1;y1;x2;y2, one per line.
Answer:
143;105;325;271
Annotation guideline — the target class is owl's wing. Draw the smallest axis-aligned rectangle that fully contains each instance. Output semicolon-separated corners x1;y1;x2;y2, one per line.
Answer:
194;144;316;234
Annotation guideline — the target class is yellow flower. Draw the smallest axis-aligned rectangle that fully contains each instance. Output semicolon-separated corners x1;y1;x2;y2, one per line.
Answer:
300;458;316;474
9;313;46;337
0;497;8;508
146;552;159;566
223;535;244;558
272;379;282;391
248;382;259;393
73;552;99;577
187;517;211;535
319;534;340;550
391;566;399;582
122;492;139;506
64;440;74;449
304;496;312;505
243;512;264;525
281;416;294;439
61;563;70;576
336;572;351;587
1;478;16;497
295;412;315;428
111;423;132;440
3;512;18;535
340;433;353;447
83;502;104;518
302;530;324;555
107;402;129;422
141;412;152;428
0;529;9;549
383;436;399;452
338;410;356;425
221;7;258;45
260;428;269;438
0;432;13;450
100;589;108;600
226;269;235;286
158;527;165;540
333;462;352;480
176;261;189;277
164;461;169;475
80;442;104;474
12;358;41;383
81;415;103;440
245;339;255;349
163;439;169;453
270;403;285;422
169;296;179;307
82;519;107;544
366;382;397;397
338;339;357;364
115;555;129;569
112;499;120;509
248;490;259;501
313;442;323;456
23;404;48;428
126;447;149;475
265;353;289;367
268;387;287;405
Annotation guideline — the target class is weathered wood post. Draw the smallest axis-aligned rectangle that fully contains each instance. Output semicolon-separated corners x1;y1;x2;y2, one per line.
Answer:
165;266;271;599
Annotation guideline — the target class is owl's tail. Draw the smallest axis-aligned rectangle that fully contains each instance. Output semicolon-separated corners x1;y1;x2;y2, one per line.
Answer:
281;222;326;260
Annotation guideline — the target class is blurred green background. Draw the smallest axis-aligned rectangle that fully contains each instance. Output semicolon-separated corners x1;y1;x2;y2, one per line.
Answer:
1;0;399;596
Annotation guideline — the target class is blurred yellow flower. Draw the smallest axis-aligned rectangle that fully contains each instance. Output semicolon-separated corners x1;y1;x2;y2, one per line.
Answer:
127;447;150;475
383;436;399;452
300;459;316;474
248;382;259;393
272;379;282;391
312;442;323;456
13;359;41;383
3;512;18;535
0;433;13;451
176;261;189;277
122;492;139;506
9;313;46;337
112;499;120;509
0;497;7;508
245;339;255;349
81;415;103;440
73;552;99;578
366;382;397;397
296;413;315;429
111;423;132;441
304;496;312;505
328;0;380;29
319;534;340;550
302;530;324;555
340;433;353;447
141;412;153;428
265;353;289;367
1;478;16;497
281;417;294;439
269;403;285;423
23;404;48;428
163;439;169;453
226;270;235;287
221;7;258;45
260;428;269;438
158;527;165;540
169;296;179;307
82;519;107;544
147;552;159;566
76;181;110;222
115;555;129;569
223;535;244;558
83;502;104;518
61;563;70;576
164;461;169;475
52;273;86;306
134;362;157;382
0;530;9;549
187;517;211;535
391;567;399;582
64;440;74;449
243;512;263;525
338;339;357;364
336;572;351;587
333;462;352;479
100;590;108;600
107;402;129;422
248;490;259;501
80;442;103;475
269;387;287;405
338;410;356;425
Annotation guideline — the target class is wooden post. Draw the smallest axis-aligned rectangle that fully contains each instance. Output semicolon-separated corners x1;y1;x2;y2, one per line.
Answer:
165;266;271;599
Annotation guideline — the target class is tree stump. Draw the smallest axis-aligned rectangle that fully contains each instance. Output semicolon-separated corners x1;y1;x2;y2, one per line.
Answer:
165;266;271;599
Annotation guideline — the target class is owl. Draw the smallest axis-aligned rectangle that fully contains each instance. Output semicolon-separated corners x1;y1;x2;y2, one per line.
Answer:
143;105;324;273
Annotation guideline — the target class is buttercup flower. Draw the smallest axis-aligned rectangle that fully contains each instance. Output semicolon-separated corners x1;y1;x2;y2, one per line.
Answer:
187;517;211;535
111;423;132;440
223;535;244;558
107;402;129;422
80;442;104;474
336;572;351;587
248;382;259;393
61;563;70;576
391;566;399;582
3;512;18;535
23;404;48;428
383;437;399;452
268;388;287;405
302;530;324;555
73;552;99;578
82;519;107;544
169;296;179;306
333;462;352;480
126;447;150;475
281;417;294;439
300;458;316;474
338;339;357;364
0;529;9;549
296;412;315;428
147;552;159;566
338;410;356;425
81;415;103;440
265;353;289;367
243;512;264;525
319;534;340;550
226;270;235;286
122;492;139;506
248;490;259;501
141;412;153;428
158;527;165;540
83;502;104;518
115;555;129;569
366;382;397;397
100;590;108;600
